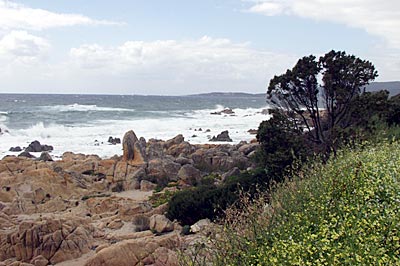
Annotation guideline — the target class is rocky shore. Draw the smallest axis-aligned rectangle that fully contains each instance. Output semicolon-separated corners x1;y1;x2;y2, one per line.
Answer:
0;130;258;265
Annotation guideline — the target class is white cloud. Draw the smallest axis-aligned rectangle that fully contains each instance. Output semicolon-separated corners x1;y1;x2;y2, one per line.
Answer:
0;0;122;31
68;36;296;91
0;36;297;94
0;30;50;60
246;0;400;48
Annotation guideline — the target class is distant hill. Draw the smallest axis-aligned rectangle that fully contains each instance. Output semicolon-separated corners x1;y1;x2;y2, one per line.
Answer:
366;81;400;96
188;92;265;98
187;82;400;98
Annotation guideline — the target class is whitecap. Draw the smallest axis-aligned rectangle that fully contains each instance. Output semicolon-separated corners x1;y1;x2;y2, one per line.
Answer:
40;103;135;112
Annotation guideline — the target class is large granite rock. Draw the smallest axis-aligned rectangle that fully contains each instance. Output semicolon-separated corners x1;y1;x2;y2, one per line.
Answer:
25;141;53;153
0;218;94;264
122;130;146;165
149;214;174;234
210;130;232;142
177;164;202;186
147;158;181;184
84;233;179;266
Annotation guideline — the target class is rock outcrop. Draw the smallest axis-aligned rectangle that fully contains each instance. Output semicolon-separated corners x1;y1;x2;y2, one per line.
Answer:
122;130;146;165
210;130;233;142
84;233;179;266
0;130;256;265
0;218;94;264
25;141;53;153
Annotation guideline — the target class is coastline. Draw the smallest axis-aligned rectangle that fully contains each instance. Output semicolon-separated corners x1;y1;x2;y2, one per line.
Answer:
0;130;258;265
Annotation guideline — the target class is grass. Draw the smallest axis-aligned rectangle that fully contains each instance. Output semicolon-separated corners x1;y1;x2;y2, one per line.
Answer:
208;141;400;265
149;189;178;208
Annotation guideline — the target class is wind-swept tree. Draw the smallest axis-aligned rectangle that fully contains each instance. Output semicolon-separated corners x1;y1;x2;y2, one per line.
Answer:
267;50;378;150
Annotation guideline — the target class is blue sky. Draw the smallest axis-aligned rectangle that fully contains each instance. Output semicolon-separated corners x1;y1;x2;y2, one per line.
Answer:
0;0;398;95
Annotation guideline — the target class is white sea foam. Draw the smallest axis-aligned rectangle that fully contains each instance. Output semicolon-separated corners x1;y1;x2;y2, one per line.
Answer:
0;105;271;159
40;103;135;112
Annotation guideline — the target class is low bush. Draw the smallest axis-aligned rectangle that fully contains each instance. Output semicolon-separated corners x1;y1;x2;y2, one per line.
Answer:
211;141;400;265
166;168;271;225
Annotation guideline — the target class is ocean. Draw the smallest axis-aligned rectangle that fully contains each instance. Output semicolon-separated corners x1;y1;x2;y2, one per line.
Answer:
0;93;270;159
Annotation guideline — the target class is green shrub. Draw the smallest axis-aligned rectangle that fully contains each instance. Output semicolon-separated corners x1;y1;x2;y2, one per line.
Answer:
166;168;271;225
181;225;191;236
211;141;400;265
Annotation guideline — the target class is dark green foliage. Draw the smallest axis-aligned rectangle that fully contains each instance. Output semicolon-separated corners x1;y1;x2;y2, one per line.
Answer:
166;169;269;225
255;109;311;180
181;225;192;235
267;50;378;151
320;50;378;131
387;93;400;126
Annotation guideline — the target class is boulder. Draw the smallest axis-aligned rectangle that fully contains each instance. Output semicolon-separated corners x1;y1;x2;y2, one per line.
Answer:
0;218;94;264
107;219;124;230
140;180;158;191
132;215;150;232
190;219;211;233
18;151;35;158
108;136;121;145
38;152;53;162
175;156;193;165
25;141;53;153
238;143;258;156
210;130;232;142
9;146;22;152
177;164;201;185
211;108;235;115
147;158;181;184
166;142;195;157
122;130;138;161
221;167;241;182
247;129;258;135
122;130;146;165
146;139;165;160
84;234;179;266
149;214;174;234
164;134;184;149
30;255;49;266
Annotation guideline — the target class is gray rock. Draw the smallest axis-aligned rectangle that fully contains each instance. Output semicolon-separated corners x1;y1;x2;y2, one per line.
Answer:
175;156;193;165
149;214;174;234
9;146;22;152
108;136;121;145
238;143;258;156
38;151;53;162
178;164;201;185
122;130;139;161
190;219;211;233
122;130;147;164
164;134;184;149
147;158;181;183
18;151;36;158
25;140;53;152
210;130;232;142
140;180;158;191
221;167;241;182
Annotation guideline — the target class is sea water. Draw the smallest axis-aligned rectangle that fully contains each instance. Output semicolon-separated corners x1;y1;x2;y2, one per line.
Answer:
0;93;270;159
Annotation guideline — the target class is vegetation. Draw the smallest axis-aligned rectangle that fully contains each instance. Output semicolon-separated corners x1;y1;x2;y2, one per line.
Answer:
149;189;178;207
166;169;271;225
169;50;400;266
267;50;378;152
210;141;400;265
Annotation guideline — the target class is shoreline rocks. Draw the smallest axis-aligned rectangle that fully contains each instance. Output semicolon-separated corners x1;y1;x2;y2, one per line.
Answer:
0;130;258;265
210;130;233;142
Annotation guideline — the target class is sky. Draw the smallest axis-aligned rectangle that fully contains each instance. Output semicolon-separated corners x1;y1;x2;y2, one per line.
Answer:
0;0;399;95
